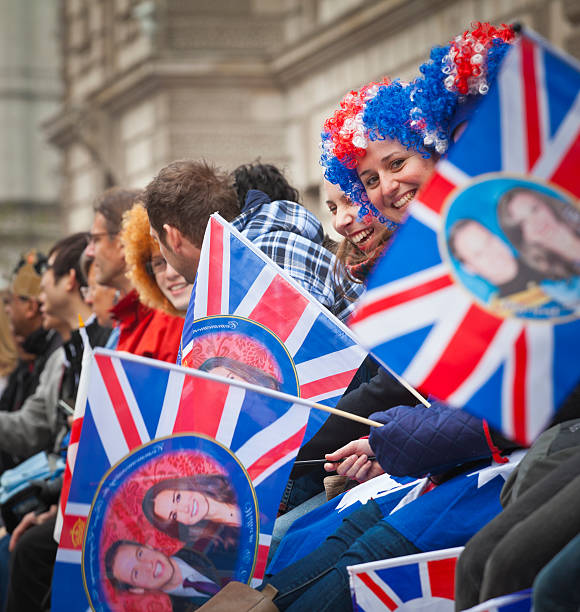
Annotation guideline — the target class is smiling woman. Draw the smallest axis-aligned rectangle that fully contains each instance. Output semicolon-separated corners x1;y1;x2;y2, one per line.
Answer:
142;475;241;552
120;203;193;315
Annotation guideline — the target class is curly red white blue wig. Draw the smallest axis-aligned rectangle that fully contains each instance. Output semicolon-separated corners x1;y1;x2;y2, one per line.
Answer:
320;23;515;226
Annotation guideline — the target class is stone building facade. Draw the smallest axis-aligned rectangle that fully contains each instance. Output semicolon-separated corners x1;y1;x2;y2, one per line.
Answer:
45;0;580;238
0;0;62;276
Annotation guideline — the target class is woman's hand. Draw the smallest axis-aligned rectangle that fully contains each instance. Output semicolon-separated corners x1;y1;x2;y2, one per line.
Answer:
324;439;384;483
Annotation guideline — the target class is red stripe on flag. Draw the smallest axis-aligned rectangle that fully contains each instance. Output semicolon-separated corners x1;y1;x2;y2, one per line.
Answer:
95;355;142;449
521;38;542;170
418;172;457;215
549;130;580;198
206;219;224;315
60;514;87;550
350;273;454;325
172;377;229;437
253;544;270;580
419;305;503;398
512;329;528;444
427;557;457;600
357;573;398;610
247;425;307;481
248;276;310;342
300;368;358;399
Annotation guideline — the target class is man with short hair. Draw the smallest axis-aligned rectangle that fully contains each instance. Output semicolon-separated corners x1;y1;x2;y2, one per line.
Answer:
84;187;183;361
105;540;220;610
144;160;362;321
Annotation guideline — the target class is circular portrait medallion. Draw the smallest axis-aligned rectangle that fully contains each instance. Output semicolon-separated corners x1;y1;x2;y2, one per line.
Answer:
440;174;580;322
83;434;258;612
182;315;299;395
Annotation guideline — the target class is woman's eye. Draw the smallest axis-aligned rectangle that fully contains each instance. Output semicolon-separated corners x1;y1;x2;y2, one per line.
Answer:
137;549;142;559
327;206;336;215
170;512;177;521
391;158;405;170
176;493;181;503
365;175;379;188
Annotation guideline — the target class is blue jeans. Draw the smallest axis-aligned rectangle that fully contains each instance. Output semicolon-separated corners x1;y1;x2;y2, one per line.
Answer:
533;531;580;612
263;501;420;611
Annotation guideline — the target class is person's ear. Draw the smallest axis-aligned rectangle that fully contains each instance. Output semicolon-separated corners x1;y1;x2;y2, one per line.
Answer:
64;269;77;292
129;587;145;595
163;224;183;253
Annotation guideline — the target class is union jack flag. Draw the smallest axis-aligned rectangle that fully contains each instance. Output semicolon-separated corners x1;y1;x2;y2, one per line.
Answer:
463;590;533;612
350;32;580;445
52;348;311;611
181;214;366;441
348;547;463;611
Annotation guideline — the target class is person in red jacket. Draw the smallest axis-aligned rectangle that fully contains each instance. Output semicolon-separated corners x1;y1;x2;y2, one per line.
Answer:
84;187;183;362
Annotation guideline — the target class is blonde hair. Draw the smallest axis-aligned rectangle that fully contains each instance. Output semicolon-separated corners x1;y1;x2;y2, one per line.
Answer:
119;203;181;316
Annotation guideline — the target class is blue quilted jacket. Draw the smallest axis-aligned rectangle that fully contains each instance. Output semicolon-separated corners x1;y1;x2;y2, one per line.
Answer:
368;402;505;478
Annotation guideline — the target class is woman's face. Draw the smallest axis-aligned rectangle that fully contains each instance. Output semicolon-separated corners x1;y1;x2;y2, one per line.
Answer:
356;138;436;223
210;366;246;382
150;254;193;312
324;180;385;253
154;488;209;526
505;191;577;259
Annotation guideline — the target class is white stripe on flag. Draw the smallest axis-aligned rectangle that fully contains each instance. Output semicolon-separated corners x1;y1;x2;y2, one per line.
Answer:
532;90;580;179
295;345;365;385
502;338;516;440
411;199;442;232
499;43;527;173
352;573;398;611
221;225;231;312
355;263;448;312
233;266;277;317
214;386;246;447
65;502;90;517
403;292;472;385
90;361;130;464
252;447;300;487
111;356;150;444
436;158;471;186
305;387;348;404
56;548;82;564
535;44;550;154
284;303;320;357
259;533;272;546
419;560;432;599
352;283;460;351
234;404;309;469
156;370;186;437
526;325;554;441
448;318;524;407
193;223;212;319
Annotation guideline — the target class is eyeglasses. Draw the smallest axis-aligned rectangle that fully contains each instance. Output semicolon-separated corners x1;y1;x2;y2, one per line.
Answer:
146;257;167;276
86;231;117;245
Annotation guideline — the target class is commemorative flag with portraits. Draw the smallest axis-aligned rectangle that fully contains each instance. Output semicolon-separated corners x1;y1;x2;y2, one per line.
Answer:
179;213;367;444
349;30;580;445
52;348;313;611
348;547;463;611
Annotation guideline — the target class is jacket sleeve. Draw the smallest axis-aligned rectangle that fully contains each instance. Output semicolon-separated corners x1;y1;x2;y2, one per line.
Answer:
0;347;65;459
368;402;497;478
293;366;418;472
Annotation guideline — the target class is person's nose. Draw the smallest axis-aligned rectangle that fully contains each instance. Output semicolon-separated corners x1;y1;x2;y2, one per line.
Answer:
164;262;180;281
335;207;355;235
380;173;400;200
84;242;95;258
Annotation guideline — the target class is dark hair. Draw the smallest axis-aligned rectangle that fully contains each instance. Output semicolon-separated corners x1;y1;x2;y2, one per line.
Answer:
104;539;219;592
232;162;300;207
144;160;240;248
497;187;580;279
48;232;89;290
94;187;143;235
104;539;135;591
79;251;93;284
199;356;281;390
142;475;239;550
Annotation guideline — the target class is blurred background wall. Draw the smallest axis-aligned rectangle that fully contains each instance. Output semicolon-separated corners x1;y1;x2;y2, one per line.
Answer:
2;0;579;276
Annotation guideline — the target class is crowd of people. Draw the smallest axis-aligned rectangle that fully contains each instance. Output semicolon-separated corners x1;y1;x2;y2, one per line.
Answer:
0;20;578;612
